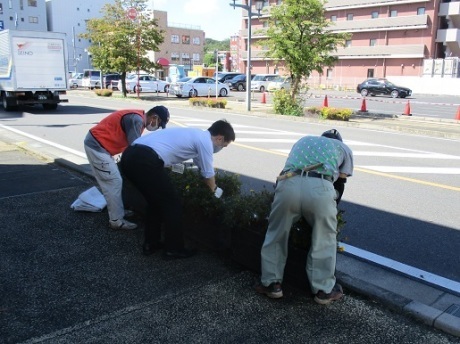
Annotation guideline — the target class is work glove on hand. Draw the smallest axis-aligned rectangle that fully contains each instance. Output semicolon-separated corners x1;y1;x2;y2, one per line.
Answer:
214;187;223;199
333;177;346;205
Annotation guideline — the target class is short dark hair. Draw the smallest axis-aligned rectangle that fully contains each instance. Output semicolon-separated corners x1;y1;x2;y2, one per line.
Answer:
208;119;235;142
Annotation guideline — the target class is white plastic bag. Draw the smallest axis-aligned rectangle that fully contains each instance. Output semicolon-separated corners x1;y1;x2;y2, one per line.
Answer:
71;186;107;212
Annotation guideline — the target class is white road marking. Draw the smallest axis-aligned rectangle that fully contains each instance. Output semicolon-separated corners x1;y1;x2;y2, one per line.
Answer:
359;166;460;174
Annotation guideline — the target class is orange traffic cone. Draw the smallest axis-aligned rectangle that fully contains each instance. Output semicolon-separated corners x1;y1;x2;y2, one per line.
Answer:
323;95;329;107
456;106;460;120
261;92;266;104
402;100;412;116
360;98;367;112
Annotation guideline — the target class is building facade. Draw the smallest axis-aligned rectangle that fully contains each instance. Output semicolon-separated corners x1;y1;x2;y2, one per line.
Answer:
0;0;47;32
237;0;460;90
46;0;108;74
150;10;205;79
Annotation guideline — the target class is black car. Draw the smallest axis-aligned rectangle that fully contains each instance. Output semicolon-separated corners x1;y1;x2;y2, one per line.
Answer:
103;73;121;90
356;78;412;98
226;74;255;91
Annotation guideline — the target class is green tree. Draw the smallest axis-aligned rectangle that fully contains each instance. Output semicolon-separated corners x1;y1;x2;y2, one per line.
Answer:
264;0;350;99
80;0;164;96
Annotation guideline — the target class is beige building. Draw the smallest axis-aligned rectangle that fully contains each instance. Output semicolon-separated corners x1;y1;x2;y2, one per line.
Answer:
149;10;205;80
237;0;460;92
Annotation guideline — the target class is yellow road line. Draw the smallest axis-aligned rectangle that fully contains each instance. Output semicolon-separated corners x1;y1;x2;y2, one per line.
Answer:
174;122;459;192
232;143;460;192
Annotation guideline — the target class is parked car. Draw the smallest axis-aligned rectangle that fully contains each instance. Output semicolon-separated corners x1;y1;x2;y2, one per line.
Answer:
213;72;244;84
357;78;412;98
226;74;255;91
169;77;229;98
68;73;83;89
82;69;102;89
103;73;121;90
267;76;292;92
250;74;278;92
118;74;170;93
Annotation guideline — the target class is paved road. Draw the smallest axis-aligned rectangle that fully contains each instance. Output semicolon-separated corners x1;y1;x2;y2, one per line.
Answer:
1;134;460;343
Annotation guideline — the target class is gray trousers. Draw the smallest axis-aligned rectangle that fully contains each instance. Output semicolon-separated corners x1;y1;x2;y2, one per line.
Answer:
260;175;338;294
84;145;124;222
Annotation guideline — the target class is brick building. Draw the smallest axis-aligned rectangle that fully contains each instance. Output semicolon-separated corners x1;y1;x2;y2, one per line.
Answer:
236;0;460;91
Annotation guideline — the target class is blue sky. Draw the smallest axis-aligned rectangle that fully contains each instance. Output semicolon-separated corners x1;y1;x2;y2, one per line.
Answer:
148;0;243;40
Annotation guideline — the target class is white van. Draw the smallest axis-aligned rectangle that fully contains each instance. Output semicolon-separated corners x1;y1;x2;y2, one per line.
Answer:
250;74;278;92
82;69;102;89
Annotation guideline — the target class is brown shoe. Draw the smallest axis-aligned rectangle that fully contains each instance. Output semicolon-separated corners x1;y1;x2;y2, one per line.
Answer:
314;283;343;305
255;282;283;299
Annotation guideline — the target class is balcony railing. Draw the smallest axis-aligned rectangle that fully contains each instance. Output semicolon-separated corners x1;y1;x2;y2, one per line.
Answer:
329;14;428;33
324;0;429;11
333;44;425;59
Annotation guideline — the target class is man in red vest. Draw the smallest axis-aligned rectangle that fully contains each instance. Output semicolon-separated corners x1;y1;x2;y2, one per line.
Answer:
84;106;170;230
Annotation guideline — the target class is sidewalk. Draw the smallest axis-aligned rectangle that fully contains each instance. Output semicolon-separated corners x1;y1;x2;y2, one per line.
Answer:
1;102;460;343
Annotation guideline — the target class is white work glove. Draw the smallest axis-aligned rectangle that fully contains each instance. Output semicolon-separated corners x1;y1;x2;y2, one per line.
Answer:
214;187;223;198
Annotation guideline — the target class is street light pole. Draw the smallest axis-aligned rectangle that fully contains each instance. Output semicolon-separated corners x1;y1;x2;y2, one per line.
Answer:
230;0;264;111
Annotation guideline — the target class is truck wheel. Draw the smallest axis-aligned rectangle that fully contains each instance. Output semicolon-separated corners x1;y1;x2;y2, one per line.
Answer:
43;103;58;110
2;94;16;111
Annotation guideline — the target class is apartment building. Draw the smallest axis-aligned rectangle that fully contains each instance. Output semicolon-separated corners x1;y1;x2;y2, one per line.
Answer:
237;0;460;90
46;0;108;73
0;0;47;32
150;10;205;79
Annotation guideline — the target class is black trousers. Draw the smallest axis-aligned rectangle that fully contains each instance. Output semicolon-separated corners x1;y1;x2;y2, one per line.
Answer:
120;144;184;250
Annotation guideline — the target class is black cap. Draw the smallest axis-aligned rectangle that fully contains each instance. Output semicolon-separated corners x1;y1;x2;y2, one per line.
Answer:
151;106;170;129
321;129;343;142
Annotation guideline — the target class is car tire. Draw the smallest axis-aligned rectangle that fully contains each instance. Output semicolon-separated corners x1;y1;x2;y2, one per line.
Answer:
219;88;228;97
391;90;399;98
189;89;198;98
360;89;369;97
260;86;265;93
237;84;244;91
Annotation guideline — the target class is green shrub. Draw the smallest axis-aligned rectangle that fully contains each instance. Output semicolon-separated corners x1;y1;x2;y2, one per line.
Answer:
94;89;113;97
306;106;352;121
189;97;227;108
272;89;304;116
170;167;346;250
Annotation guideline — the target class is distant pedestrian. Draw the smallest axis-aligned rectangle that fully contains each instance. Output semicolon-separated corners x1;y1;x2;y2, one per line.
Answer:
255;129;353;304
84;106;170;230
119;119;235;259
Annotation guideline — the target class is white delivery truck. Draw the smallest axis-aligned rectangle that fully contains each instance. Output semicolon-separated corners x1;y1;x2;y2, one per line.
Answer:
0;29;69;111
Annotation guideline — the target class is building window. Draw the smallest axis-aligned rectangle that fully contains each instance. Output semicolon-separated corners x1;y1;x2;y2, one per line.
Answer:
171;53;180;62
390;10;397;17
171;35;179;44
182;52;190;61
182;35;190;44
263;21;269;28
347;13;353;21
370;39;377;46
326;68;333;79
417;7;425;15
20;0;23;10
28;0;37;6
9;0;12;9
345;40;351;47
193;53;200;61
192;37;200;45
367;69;374;78
277;0;282;4
371;11;378;19
330;15;337;22
28;16;37;23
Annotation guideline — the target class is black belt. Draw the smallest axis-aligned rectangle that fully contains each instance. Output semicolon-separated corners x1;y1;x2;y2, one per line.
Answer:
294;170;333;183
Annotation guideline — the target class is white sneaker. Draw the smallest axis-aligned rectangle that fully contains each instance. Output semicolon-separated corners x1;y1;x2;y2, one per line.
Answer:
109;219;137;230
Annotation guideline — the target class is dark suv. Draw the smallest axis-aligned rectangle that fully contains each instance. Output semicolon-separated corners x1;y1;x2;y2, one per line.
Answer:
103;73;122;90
227;74;255;91
213;72;244;84
357;78;412;98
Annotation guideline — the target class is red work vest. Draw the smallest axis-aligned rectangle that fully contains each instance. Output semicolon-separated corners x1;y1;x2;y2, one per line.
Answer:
90;109;145;155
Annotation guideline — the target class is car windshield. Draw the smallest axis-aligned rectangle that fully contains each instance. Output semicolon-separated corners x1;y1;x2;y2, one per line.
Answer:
177;77;191;83
233;75;245;81
253;75;265;81
272;76;284;82
126;74;137;80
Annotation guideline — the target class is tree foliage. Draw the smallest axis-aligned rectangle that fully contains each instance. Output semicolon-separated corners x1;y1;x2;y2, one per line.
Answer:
264;0;350;99
80;0;164;96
